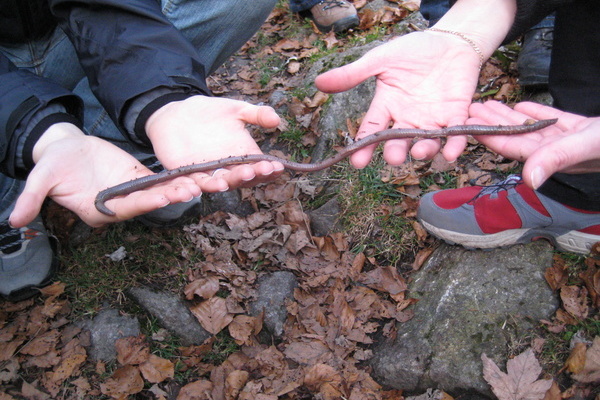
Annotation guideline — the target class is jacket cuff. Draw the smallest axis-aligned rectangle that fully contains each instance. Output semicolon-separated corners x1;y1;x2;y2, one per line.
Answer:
131;92;197;147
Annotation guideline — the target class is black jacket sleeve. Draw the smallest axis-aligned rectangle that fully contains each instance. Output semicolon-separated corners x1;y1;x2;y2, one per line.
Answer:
504;0;573;43
49;0;212;139
0;52;82;179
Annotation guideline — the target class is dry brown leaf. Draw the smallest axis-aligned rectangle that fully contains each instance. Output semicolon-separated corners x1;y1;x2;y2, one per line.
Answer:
100;365;144;400
359;266;407;300
323;31;339;49
139;354;174;383
482;348;553;400
560;285;589;320
185;276;220;300
545;263;568;291
228;315;261;346
572;336;600;383
564;342;587;374
189;297;234;335
284;341;330;365
0;340;23;362
20;329;59;356
115;335;150;366
21;380;50;400
225;370;250;400
304;363;345;400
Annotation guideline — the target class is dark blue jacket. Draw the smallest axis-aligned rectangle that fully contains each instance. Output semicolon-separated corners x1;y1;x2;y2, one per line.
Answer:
0;0;210;178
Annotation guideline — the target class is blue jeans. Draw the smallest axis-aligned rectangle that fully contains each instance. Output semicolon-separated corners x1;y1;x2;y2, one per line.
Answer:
0;0;277;221
289;0;321;13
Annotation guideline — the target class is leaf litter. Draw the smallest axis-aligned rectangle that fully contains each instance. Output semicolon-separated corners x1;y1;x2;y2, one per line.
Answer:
2;1;600;399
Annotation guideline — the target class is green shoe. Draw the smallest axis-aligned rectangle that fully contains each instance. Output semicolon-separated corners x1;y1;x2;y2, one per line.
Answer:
0;216;58;302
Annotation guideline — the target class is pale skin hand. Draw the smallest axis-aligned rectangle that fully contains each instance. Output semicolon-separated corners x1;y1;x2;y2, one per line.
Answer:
315;31;480;168
9;123;201;228
468;101;600;189
315;0;516;168
145;96;284;190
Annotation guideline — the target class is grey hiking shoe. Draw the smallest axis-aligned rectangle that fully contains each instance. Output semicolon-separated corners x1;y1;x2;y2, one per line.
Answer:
0;216;58;302
417;176;600;254
309;0;359;33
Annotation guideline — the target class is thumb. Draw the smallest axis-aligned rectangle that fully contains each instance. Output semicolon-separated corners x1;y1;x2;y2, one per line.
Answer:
522;133;598;189
9;180;49;228
240;104;280;129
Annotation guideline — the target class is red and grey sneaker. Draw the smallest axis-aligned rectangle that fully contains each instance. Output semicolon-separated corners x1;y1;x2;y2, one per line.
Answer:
417;175;600;254
0;216;58;302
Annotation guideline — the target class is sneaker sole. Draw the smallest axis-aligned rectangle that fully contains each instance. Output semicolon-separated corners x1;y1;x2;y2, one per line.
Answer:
420;220;598;255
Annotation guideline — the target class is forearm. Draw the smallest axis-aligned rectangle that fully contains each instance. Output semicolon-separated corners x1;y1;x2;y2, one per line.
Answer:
431;0;517;61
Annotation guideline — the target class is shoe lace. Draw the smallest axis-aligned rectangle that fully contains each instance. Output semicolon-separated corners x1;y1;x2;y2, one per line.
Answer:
0;221;24;254
320;0;350;10
469;175;523;203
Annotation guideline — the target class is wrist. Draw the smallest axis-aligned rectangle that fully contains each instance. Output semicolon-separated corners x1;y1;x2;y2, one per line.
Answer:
32;122;85;164
431;0;517;60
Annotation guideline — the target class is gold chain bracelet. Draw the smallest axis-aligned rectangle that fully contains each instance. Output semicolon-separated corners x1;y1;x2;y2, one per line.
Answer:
426;28;485;69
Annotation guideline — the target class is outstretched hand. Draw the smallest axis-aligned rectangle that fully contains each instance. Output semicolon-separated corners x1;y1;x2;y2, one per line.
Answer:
9;123;201;228
315;30;482;168
468;101;600;188
145;96;284;191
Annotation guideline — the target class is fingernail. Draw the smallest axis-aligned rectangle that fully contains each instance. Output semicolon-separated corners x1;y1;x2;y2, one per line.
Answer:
219;186;230;192
530;167;546;190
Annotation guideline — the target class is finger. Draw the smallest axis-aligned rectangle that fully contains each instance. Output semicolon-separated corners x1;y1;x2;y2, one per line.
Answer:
469;101;524;124
315;55;378;94
240;104;281;128
513;102;583;129
441;135;469;162
9;191;46;228
350;109;391;169
523;130;600;189
8;168;53;227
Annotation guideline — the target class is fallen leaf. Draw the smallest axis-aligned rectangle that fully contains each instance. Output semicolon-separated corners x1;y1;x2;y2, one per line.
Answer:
482;348;553;400
115;335;150;366
100;365;144;400
139;354;174;383
564;342;587;374
185;276;220;300
228;314;262;346
177;379;213;400
572;336;600;383
225;370;249;399
560;285;589;319
189;297;234;335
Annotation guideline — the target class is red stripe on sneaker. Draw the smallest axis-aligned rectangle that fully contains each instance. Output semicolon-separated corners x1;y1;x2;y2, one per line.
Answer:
474;190;523;234
432;186;482;209
515;184;550;217
578;225;600;235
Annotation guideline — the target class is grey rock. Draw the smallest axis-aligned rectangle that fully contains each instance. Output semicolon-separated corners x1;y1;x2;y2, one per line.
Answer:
77;308;140;362
369;241;558;396
126;286;211;346
249;271;298;337
302;41;382;162
308;197;343;236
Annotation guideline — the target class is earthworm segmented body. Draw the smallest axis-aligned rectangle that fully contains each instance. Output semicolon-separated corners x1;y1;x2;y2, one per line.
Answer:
95;118;557;216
